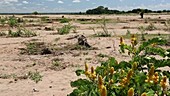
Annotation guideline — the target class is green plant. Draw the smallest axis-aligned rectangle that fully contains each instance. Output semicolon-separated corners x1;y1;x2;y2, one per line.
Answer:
50;59;60;70
28;71;42;83
57;24;73;35
60;18;70;23
126;30;131;37
69;36;170;96
32;11;38;15
138;26;146;41
0;18;6;26
8;16;18;28
93;18;111;37
8;27;36;37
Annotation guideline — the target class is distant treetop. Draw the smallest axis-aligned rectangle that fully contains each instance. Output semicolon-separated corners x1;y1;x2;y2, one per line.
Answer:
86;6;170;14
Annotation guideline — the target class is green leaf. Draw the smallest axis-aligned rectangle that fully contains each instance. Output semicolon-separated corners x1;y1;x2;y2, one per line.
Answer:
70;79;92;88
75;70;85;76
146;89;155;96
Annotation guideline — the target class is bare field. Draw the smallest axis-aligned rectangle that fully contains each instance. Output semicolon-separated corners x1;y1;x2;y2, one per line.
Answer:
0;14;170;96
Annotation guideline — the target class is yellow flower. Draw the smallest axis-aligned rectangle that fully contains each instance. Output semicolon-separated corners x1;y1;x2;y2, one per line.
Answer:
160;76;167;90
141;92;147;96
127;69;133;80
153;72;159;84
145;66;155;83
131;34;137;46
128;88;134;96
85;63;88;72
98;75;104;90
85;63;90;77
151;43;157;47
90;66;96;80
101;86;107;96
120;37;125;45
110;67;114;75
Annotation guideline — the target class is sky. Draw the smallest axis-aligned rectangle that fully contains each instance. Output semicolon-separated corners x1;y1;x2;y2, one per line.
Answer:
0;0;170;13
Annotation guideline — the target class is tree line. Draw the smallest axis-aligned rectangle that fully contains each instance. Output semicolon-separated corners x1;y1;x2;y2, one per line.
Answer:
85;6;170;14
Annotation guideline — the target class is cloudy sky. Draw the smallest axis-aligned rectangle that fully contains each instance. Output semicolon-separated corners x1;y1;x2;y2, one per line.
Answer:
0;0;170;13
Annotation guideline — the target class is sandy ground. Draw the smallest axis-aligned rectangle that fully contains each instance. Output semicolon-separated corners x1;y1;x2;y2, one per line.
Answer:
0;14;170;96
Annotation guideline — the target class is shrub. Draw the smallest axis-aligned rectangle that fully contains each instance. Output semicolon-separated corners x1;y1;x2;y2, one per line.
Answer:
60;18;70;23
69;36;170;96
8;28;36;37
28;71;42;83
57;24;73;35
21;42;52;55
0;18;6;26
8;17;18;28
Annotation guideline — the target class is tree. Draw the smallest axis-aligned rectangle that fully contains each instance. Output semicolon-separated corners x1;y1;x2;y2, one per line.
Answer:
32;11;38;15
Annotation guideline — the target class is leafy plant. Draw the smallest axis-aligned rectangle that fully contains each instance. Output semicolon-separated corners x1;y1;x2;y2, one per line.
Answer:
8;16;18;28
28;71;42;83
0;18;6;26
60;18;70;23
8;27;36;37
57;24;73;35
69;35;170;96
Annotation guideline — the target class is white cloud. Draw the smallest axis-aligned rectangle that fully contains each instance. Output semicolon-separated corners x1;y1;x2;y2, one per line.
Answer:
58;0;64;4
22;1;28;4
73;0;80;3
46;0;54;1
0;0;18;4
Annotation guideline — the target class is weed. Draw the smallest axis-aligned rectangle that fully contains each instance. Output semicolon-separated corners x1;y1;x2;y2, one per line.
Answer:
50;59;60;70
145;23;157;31
93;18;111;37
126;30;131;37
8;27;36;37
21;42;52;55
8;16;18;28
138;26;146;41
60;18;70;23
28;71;42;83
57;24;73;35
0;18;6;26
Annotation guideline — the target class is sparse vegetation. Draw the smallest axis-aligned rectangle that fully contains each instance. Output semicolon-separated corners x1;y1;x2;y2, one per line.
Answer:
28;71;42;83
8;27;36;37
57;23;73;35
60;18;70;23
93;18;111;37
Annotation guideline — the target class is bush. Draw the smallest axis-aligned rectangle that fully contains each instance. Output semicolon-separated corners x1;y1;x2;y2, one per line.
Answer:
8;17;18;28
8;28;36;37
60;18;70;23
69;36;170;96
57;24;73;35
